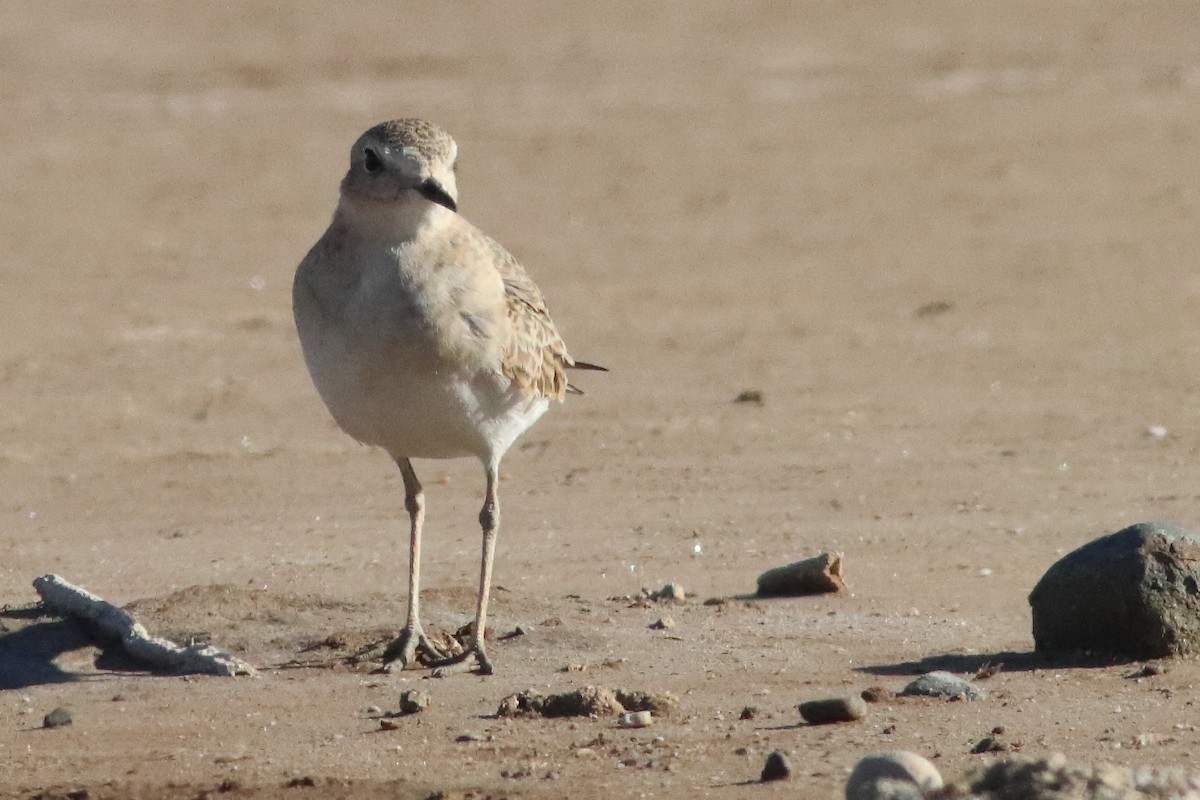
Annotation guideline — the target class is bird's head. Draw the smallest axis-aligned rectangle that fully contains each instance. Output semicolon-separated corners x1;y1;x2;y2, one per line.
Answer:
340;118;459;212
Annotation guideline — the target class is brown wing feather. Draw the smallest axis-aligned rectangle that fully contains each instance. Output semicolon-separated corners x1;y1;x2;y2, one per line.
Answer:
487;238;576;400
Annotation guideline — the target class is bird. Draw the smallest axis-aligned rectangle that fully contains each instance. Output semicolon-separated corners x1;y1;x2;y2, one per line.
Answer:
292;118;603;675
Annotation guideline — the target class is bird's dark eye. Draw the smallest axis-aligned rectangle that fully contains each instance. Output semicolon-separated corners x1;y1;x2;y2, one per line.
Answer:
363;147;383;174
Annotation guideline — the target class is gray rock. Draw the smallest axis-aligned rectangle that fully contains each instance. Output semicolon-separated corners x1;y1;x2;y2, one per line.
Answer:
846;752;943;800
901;671;984;700
43;707;72;729
1029;521;1200;658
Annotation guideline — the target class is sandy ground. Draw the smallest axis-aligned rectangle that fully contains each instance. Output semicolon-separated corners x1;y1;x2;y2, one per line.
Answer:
3;2;1200;797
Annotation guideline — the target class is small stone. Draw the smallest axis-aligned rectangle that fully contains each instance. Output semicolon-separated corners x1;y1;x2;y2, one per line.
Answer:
43;707;73;729
734;389;764;405
1126;662;1166;679
398;689;430;715
914;300;953;318
756;552;846;596
845;752;943;800
798;696;867;724
760;750;791;782
900;671;984;701
498;624;530;640
970;735;1008;754
617;711;653;728
455;732;482;742
649;617;675;630
739;706;757;720
651;583;686;602
379;718;400;731
861;686;893;703
365;704;382;715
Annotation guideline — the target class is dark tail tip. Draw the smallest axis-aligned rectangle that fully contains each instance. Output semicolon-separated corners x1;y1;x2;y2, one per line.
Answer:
569;360;608;372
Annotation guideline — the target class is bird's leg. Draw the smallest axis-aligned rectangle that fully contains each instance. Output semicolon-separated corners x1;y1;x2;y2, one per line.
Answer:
432;460;499;676
379;457;448;669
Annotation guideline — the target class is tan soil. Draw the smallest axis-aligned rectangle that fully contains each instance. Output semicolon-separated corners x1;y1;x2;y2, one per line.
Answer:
4;2;1200;798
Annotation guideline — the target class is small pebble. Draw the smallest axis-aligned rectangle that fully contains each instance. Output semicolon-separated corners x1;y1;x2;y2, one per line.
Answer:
739;706;757;720
365;704;382;715
861;686;893;703
617;710;654;728
760;750;791;782
652;583;686;602
398;689;430;715
379;718;400;731
845;751;943;800
649;617;675;630
43;707;72;729
734;389;764;405
970;735;1008;754
798;696;867;724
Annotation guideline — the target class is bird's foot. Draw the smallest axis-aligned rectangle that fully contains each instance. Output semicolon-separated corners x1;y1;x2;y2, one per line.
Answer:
429;642;493;677
384;625;453;672
352;625;450;672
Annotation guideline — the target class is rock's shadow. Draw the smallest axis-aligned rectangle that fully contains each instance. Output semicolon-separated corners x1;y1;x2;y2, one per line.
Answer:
0;606;146;689
856;649;1138;677
0;609;87;689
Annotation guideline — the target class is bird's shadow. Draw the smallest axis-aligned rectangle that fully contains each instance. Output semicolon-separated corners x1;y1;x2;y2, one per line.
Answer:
0;606;142;690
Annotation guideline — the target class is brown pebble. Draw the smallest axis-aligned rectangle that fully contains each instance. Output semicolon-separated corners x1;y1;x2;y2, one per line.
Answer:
739;706;757;720
861;686;893;703
760;750;791;782
734;389;764;405
379;718;400;730
398;689;430;715
798;696;867;724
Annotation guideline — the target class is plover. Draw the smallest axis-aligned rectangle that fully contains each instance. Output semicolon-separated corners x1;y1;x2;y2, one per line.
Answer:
293;119;602;675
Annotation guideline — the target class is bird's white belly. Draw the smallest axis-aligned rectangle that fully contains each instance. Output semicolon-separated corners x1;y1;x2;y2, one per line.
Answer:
300;329;548;462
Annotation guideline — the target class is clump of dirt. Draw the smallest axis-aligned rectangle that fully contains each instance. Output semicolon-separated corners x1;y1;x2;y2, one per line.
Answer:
496;686;680;718
935;754;1200;800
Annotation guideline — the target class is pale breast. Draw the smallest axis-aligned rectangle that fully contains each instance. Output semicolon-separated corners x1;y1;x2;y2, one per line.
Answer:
293;221;544;461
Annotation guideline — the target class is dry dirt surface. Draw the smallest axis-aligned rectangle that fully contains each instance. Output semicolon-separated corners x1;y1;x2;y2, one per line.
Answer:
4;2;1200;798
